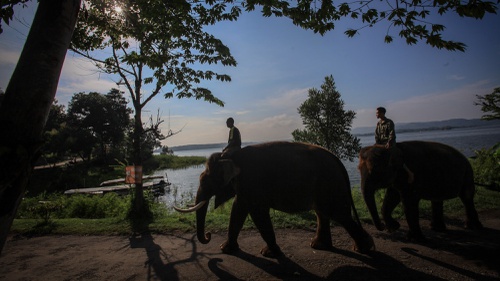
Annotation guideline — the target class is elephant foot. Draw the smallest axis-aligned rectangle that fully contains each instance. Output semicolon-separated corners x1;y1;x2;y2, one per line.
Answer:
353;232;375;254
220;241;240;255
385;220;400;233
260;245;283;258
310;237;333;251
465;220;483;230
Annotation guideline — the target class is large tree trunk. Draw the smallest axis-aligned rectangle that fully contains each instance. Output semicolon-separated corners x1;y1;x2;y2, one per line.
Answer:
132;110;145;212
0;0;81;254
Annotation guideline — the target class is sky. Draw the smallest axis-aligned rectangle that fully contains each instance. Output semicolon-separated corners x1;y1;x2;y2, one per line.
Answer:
1;3;499;147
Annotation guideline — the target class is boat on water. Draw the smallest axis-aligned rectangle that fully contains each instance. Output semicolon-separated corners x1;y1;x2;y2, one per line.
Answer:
64;174;171;197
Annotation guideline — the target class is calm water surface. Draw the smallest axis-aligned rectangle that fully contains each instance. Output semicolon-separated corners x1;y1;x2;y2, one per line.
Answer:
156;125;500;208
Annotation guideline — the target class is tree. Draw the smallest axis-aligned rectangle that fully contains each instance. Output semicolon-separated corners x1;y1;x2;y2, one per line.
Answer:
70;0;239;216
475;87;500;121
67;89;131;163
38;101;70;165
292;75;361;161
0;0;81;254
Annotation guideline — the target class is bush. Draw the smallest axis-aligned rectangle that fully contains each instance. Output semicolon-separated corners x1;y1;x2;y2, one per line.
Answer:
17;193;130;220
148;154;206;170
470;143;500;191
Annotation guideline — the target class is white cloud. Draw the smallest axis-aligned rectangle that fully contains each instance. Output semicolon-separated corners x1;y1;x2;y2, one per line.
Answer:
55;55;118;104
159;115;227;146
260;88;308;110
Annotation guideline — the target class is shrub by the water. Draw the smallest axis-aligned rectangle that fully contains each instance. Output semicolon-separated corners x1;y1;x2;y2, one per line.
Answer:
470;143;500;191
17;192;130;220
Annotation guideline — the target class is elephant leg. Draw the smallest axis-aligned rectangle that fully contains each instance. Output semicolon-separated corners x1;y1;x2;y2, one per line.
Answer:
249;208;282;258
460;193;483;230
430;201;446;232
221;198;248;254
310;211;332;250
401;194;425;241
337;218;375;254
381;188;401;232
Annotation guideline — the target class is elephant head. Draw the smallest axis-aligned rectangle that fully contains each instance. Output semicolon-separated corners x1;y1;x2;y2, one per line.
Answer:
174;152;239;244
358;145;400;230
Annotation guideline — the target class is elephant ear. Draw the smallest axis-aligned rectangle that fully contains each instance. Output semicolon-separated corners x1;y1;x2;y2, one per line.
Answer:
219;159;240;186
214;159;239;209
359;146;374;173
366;146;391;174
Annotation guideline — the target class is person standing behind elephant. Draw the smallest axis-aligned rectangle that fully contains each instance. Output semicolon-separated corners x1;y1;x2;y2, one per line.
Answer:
375;107;414;183
222;117;241;157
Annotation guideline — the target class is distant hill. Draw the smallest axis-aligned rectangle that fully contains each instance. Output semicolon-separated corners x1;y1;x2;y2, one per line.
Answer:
170;143;225;152
352;118;500;135
170;142;258;152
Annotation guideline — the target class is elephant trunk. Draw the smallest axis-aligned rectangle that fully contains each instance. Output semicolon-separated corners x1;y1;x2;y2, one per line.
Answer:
362;187;386;231
196;199;211;244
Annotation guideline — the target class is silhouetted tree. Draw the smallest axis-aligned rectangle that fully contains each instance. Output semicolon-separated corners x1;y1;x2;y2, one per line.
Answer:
292;75;361;161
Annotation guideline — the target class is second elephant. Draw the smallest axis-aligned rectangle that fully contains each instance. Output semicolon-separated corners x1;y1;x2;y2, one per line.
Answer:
358;141;483;240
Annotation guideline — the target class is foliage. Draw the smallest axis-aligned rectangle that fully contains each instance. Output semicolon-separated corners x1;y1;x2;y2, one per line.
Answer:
244;0;499;51
475;87;500;121
16;192;130;219
5;0;498;51
292;75;361;161
470;143;500;191
71;0;239;104
146;154;206;170
12;186;500;235
67;89;132;163
38;101;69;164
161;145;174;155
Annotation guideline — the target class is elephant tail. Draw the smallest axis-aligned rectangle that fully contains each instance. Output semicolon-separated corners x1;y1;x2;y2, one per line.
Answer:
339;158;363;227
349;188;363;227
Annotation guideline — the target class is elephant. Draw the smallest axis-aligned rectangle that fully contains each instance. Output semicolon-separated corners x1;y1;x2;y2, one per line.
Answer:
175;141;375;258
358;140;483;241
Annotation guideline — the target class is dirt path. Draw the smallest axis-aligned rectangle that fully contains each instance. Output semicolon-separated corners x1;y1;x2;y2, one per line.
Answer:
1;210;499;281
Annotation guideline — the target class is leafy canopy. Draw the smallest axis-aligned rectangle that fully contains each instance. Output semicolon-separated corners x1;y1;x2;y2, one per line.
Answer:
243;0;499;51
2;0;499;52
292;75;361;161
71;0;240;107
475;87;500;121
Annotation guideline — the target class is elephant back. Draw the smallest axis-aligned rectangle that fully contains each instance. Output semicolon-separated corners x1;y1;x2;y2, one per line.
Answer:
398;141;472;199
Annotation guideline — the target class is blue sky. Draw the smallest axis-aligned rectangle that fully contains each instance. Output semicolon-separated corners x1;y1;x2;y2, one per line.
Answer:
1;3;499;147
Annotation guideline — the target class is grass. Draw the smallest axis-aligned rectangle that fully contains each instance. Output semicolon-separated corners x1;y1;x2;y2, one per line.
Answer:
10;186;500;236
146;154;206;170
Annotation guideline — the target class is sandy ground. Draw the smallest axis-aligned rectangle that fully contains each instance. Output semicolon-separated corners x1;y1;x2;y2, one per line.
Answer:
1;209;499;281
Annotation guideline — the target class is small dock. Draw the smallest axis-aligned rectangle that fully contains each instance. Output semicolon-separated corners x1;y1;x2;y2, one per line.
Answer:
64;175;170;196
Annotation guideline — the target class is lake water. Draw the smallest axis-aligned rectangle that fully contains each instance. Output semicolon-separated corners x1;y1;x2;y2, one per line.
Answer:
155;124;500;208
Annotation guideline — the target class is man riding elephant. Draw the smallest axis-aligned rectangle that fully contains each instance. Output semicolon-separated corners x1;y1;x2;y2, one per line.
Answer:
375;107;414;183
